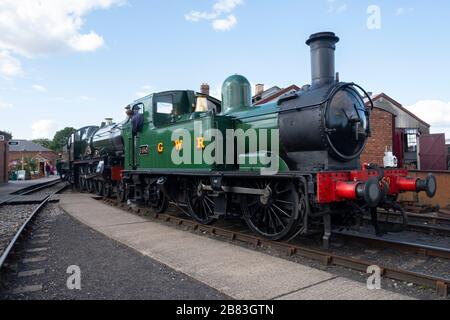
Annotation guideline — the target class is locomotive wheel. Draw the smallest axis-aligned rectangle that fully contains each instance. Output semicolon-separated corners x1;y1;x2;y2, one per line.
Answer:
186;179;215;225
95;180;104;196
86;180;94;194
150;192;169;214
117;181;127;203
241;180;299;241
102;183;112;199
78;176;86;192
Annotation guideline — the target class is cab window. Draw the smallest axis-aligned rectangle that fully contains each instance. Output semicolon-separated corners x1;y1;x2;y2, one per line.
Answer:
156;96;173;114
153;92;192;127
81;129;88;141
153;94;174;127
133;102;145;114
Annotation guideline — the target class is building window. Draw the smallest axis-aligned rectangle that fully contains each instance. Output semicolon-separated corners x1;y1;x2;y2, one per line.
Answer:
405;129;418;152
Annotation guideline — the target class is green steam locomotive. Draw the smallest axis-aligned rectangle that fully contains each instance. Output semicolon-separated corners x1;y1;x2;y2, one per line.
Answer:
64;32;436;247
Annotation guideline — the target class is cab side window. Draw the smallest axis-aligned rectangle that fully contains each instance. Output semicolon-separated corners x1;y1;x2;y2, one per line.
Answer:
153;94;174;127
153;92;192;126
156;96;173;114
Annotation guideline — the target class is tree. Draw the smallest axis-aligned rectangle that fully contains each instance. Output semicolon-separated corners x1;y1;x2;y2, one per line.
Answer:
32;138;52;150
51;127;76;152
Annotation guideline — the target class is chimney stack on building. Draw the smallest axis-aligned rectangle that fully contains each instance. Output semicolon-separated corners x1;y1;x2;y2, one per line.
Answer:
200;83;210;96
255;84;265;96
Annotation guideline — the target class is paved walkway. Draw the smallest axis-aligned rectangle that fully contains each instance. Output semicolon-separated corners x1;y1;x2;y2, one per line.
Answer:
59;193;414;300
0;204;228;300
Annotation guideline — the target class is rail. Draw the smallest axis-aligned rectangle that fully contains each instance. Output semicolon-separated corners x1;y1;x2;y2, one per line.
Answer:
0;183;68;270
0;179;61;207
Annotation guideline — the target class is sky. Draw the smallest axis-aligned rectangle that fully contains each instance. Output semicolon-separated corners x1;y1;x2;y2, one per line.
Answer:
0;0;449;141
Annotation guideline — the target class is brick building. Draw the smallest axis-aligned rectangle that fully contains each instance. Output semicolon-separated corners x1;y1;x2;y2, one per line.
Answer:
360;107;396;166
363;93;431;169
447;140;450;170
8;140;57;177
0;131;12;183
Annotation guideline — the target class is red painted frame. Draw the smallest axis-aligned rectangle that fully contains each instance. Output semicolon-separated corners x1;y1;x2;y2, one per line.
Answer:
111;166;124;182
316;164;415;204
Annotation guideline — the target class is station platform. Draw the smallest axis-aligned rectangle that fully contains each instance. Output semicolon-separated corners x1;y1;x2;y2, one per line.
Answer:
0;177;60;202
59;193;414;300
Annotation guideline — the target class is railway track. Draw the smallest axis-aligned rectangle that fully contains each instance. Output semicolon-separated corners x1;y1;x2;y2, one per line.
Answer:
98;196;449;298
0;182;68;270
0;179;63;207
378;209;450;226
362;211;450;237
333;230;450;260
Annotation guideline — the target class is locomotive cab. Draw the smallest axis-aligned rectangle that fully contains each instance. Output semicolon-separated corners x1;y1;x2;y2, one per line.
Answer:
68;126;99;162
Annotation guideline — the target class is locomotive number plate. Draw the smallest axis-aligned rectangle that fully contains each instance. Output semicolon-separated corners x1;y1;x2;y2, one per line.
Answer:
140;145;149;155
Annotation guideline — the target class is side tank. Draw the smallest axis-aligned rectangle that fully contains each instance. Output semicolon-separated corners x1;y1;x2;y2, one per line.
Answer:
92;120;125;157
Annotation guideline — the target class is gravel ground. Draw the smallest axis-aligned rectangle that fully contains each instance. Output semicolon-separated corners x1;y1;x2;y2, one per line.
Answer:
0;205;37;257
0;204;229;300
24;182;67;198
0;183;66;258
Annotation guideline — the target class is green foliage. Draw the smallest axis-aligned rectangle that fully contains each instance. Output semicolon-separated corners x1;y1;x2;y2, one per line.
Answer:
32;138;52;149
0;130;12;139
24;156;38;173
51;127;76;151
10;157;39;179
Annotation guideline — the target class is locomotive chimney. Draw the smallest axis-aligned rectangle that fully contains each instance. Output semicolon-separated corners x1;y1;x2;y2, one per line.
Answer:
306;32;340;88
105;118;113;126
200;83;210;96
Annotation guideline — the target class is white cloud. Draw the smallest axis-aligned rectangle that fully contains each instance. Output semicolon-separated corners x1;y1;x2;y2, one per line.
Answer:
396;8;405;16
328;0;347;14
213;15;237;31
185;0;243;31
31;120;58;139
0;98;12;110
335;4;348;14
406;100;450;139
0;0;124;77
32;84;48;93
0;0;124;58
0;51;23;77
396;7;414;16
67;32;105;52
213;0;243;13
185;11;218;22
